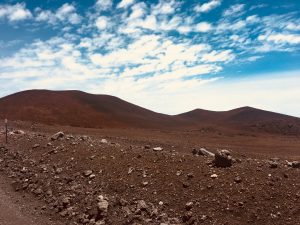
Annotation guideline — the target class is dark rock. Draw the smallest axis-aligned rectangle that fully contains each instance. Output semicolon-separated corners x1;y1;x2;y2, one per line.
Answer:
234;176;242;183
32;144;40;149
213;150;232;167
51;131;64;141
269;161;278;168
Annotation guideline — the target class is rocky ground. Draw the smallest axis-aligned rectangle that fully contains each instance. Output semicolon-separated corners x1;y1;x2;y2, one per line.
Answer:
0;121;299;225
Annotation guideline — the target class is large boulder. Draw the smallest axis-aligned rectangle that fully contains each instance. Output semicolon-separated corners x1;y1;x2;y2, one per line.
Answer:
51;131;64;141
213;150;233;167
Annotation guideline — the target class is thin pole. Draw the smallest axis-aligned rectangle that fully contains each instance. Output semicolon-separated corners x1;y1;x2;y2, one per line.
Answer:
5;119;7;144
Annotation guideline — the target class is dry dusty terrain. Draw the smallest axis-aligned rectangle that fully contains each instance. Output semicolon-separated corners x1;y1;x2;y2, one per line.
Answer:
0;121;299;225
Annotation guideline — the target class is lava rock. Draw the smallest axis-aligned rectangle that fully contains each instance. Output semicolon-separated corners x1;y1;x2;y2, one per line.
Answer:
213;150;232;167
32;144;40;149
234;176;242;183
51;131;64;141
83;170;93;177
269;161;279;168
287;161;300;168
136;200;148;211
192;148;214;157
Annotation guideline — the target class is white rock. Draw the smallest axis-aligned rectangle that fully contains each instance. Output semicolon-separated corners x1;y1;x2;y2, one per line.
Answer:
97;195;109;213
153;147;163;151
210;174;218;178
100;139;108;144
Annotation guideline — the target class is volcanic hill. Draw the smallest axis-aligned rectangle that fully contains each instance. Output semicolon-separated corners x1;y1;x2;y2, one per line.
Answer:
0;90;300;134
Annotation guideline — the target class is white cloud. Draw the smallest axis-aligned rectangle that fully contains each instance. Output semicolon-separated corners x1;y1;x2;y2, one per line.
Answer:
286;22;300;31
258;33;300;45
117;0;135;9
95;0;113;11
128;2;146;20
246;15;260;23
152;0;179;15
95;16;109;30
195;22;212;32
0;3;32;22
223;4;245;17
35;3;81;25
195;0;221;13
202;50;235;62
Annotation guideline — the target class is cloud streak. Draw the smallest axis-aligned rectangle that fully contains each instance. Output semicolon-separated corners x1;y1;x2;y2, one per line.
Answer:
0;3;32;22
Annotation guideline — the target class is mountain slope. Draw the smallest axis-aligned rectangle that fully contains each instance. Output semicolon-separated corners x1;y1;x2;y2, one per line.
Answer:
176;107;300;134
0;90;181;128
0;90;300;134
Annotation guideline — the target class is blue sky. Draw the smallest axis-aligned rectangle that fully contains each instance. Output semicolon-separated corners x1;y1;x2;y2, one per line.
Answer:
0;0;300;116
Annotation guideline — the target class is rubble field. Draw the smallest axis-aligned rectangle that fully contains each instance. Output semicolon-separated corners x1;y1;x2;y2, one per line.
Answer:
0;121;299;225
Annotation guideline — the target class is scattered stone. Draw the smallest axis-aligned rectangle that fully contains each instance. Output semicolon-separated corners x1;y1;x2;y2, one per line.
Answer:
100;139;108;144
153;147;163;151
234;176;242;183
89;174;96;179
287;160;300;168
128;167;134;174
144;145;151;149
211;174;218;179
291;161;300;168
97;195;109;213
62;196;70;207
269;161;279;168
185;202;193;211
51;131;64;141
55;168;63;174
176;170;182;176
136;200;147;211
83;170;93;177
142;181;149;186
187;173;194;179
11;130;25;135
182;182;190;188
32;144;40;149
80;135;89;141
192;147;215;157
213;150;232;167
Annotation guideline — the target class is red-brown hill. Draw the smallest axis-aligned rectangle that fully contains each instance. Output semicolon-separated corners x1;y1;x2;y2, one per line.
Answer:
0;90;183;129
176;107;300;135
0;90;300;134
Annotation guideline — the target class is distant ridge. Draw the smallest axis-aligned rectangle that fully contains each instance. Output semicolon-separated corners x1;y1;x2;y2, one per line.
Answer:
0;89;300;134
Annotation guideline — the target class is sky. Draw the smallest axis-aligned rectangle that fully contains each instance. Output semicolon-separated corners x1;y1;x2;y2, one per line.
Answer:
0;0;300;116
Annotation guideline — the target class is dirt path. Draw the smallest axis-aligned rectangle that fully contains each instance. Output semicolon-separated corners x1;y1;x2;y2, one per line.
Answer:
0;174;62;225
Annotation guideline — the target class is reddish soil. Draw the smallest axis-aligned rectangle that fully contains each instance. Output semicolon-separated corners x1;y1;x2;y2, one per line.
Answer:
0;121;299;225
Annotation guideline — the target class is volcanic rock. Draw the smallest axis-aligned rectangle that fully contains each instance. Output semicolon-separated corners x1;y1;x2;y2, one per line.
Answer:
32;144;40;149
51;131;64;141
269;161;279;168
287;160;300;168
213;150;233;167
83;170;93;177
136;200;147;211
192;147;214;157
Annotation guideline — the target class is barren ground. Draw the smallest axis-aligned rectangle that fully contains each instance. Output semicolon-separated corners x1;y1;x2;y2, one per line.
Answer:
0;121;299;225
